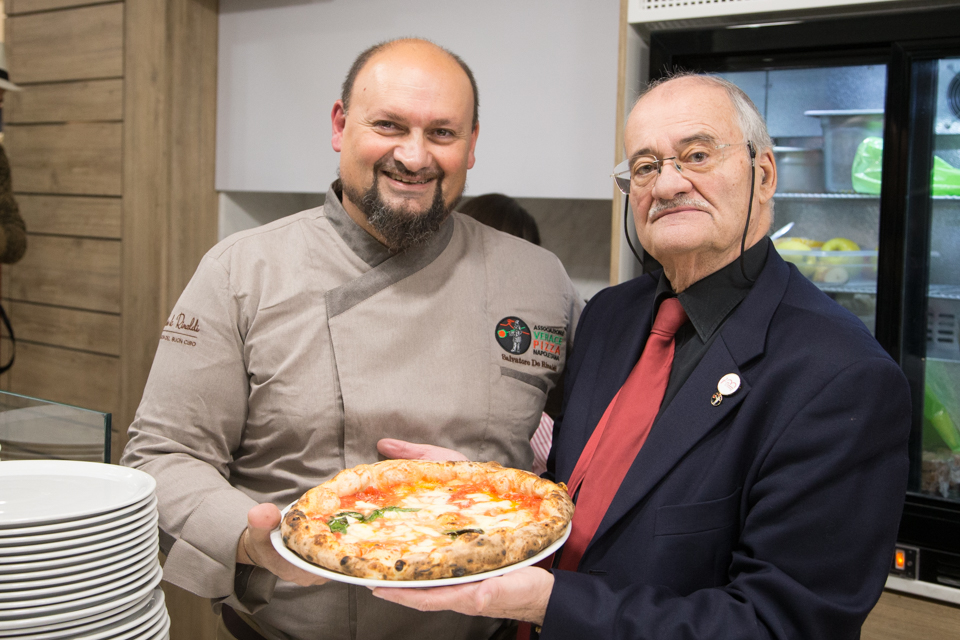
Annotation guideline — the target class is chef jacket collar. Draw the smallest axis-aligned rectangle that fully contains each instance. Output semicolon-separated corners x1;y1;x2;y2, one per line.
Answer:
654;236;770;343
325;183;392;268
325;181;455;269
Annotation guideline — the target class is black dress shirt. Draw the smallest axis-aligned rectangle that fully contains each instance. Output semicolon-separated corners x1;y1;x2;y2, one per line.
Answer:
653;236;770;418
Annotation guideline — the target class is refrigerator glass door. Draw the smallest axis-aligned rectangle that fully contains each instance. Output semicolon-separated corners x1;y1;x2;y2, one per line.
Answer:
916;57;960;503
716;66;886;334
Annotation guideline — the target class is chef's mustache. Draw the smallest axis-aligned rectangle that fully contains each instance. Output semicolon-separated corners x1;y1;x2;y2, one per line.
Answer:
375;157;443;183
649;196;712;219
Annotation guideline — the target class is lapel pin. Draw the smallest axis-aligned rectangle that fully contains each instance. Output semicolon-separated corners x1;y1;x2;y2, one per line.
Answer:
710;392;723;407
718;373;741;397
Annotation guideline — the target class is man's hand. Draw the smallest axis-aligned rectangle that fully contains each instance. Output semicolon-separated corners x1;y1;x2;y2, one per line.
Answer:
236;503;329;587
371;566;554;625
377;438;469;462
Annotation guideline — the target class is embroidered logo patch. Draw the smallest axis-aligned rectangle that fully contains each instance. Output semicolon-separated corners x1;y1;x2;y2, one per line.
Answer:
531;325;566;362
160;312;200;348
496;317;531;354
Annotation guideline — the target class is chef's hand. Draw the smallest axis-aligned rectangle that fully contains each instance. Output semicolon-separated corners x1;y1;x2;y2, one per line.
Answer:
371;566;553;625
236;503;329;587
377;438;469;462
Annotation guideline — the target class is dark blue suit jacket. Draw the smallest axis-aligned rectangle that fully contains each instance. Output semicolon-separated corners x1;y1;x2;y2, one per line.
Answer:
542;245;910;640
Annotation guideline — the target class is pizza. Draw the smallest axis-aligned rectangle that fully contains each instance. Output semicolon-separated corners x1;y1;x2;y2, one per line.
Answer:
280;459;574;581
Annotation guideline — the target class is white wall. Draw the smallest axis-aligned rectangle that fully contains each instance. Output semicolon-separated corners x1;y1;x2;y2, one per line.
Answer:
216;0;621;199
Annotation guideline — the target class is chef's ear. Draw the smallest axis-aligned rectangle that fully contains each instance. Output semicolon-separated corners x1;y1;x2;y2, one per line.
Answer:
331;100;347;152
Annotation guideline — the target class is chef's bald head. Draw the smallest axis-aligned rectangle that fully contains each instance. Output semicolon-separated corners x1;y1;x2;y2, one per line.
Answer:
340;38;480;130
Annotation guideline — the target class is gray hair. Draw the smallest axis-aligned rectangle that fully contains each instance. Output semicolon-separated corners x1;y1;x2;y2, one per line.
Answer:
641;71;773;153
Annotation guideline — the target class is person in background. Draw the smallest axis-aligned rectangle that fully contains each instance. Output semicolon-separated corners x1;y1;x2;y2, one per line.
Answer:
461;193;551;475
121;38;581;640
374;72;911;640
460;193;541;246
0;46;26;265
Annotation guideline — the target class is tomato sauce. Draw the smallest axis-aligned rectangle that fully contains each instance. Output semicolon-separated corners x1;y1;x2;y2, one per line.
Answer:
336;480;543;516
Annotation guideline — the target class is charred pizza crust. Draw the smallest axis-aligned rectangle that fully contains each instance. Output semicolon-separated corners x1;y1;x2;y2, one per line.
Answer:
280;459;573;581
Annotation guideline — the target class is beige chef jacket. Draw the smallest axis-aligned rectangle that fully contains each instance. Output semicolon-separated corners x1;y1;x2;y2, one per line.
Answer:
121;186;582;640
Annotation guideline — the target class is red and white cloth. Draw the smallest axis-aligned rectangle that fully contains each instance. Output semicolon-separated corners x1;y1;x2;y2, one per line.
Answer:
531;413;553;476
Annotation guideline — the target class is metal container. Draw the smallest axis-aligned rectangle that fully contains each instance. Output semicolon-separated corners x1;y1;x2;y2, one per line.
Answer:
805;109;884;193
773;146;825;193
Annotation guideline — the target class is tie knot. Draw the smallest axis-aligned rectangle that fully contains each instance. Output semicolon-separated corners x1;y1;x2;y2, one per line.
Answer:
652;298;688;337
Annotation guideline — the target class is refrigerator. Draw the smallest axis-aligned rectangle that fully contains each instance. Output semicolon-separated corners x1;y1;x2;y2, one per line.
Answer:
637;3;960;601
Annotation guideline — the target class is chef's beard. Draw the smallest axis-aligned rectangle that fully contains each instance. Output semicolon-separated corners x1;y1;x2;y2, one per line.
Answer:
342;159;459;254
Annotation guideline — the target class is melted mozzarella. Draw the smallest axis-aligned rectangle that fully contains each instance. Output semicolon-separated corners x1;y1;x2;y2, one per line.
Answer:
337;483;535;557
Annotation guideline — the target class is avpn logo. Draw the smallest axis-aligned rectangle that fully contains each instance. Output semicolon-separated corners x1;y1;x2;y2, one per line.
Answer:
496;317;531;354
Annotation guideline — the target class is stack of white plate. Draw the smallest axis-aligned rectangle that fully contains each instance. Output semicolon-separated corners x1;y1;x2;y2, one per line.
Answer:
0;461;169;639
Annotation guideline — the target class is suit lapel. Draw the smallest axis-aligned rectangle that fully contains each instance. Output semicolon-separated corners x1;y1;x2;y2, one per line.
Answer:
591;337;748;544
586;246;791;552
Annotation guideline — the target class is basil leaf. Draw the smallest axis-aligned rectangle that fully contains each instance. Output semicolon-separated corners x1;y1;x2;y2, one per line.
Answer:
327;517;348;534
325;508;419;534
365;506;420;523
327;511;364;534
334;511;365;520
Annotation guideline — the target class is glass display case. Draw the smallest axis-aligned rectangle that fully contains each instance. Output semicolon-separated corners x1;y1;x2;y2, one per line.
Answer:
716;65;886;333
0;391;111;463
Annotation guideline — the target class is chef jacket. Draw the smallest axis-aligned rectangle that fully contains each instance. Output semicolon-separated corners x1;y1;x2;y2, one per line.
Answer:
121;186;582;640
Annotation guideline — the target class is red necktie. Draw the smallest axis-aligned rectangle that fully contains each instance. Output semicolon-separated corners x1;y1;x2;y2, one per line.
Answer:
557;297;688;572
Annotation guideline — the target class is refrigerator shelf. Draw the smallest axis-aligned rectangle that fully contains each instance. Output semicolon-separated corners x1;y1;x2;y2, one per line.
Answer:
776;192;877;199
814;283;877;295
930;285;960;301
810;284;960;299
776;193;960;200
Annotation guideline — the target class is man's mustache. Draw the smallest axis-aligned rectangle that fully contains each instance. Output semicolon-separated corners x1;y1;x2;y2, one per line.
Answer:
648;196;711;219
375;158;443;183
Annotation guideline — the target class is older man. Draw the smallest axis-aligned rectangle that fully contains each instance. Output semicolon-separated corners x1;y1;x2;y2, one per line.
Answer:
121;39;581;640
375;73;911;639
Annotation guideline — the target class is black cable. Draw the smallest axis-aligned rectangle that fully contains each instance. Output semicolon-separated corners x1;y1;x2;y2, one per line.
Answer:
739;141;757;283
623;196;644;266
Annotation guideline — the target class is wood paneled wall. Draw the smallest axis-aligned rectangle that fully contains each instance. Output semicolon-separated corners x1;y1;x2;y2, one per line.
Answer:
2;0;217;453
1;2;124;423
2;2;219;637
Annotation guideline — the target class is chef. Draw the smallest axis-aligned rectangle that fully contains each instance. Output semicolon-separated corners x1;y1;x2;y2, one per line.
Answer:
121;38;581;640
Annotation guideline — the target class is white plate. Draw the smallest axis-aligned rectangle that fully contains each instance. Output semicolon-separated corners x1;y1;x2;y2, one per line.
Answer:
111;609;166;640
0;461;155;527
0;578;157;635
0;592;150;638
0;564;161;630
0;509;158;554
0;513;158;564
0;527;156;573
0;496;157;539
144;614;170;640
17;589;167;640
0;588;167;640
0;548;156;603
0;496;156;539
5;588;165;640
0;498;157;546
0;540;157;592
0;560;156;615
0;535;157;583
270;517;571;588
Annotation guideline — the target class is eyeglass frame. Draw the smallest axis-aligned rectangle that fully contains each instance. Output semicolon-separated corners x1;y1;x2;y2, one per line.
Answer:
611;141;755;195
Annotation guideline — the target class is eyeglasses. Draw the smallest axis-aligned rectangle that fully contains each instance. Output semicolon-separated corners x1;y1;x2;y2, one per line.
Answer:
611;141;754;194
